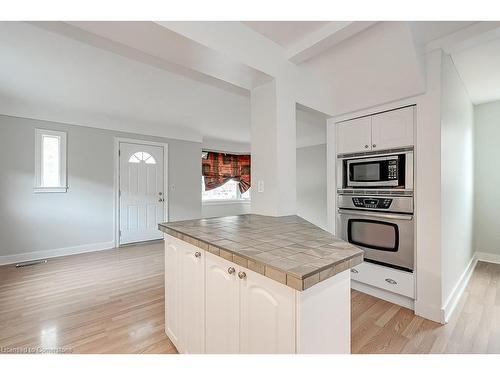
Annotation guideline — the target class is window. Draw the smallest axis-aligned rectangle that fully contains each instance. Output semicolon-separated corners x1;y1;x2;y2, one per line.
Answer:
202;177;251;202
34;129;67;193
201;151;251;202
128;152;156;164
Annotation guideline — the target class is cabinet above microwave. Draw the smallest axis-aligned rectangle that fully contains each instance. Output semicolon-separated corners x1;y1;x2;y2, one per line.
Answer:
336;106;415;155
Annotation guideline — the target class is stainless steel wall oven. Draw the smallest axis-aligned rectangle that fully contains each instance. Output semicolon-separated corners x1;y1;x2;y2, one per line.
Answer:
337;195;414;272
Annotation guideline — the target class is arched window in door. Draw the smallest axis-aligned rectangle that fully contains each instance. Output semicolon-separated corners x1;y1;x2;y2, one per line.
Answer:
128;152;156;164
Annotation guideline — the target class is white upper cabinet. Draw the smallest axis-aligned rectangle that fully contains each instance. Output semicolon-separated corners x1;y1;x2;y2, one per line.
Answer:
371;106;414;150
205;252;239;354
179;244;205;354
239;268;295;354
336;106;415;155
336;116;372;154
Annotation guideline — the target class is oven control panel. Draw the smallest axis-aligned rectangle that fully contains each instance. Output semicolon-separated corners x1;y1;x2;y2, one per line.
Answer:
352;197;392;209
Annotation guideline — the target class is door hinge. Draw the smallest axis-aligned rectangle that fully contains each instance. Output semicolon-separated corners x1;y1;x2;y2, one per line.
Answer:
119;230;122;237
118;150;121;157
119;190;121;197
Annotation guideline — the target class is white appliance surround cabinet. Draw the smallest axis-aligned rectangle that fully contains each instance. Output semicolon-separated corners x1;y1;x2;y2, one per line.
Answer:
336;105;415;155
334;105;416;309
164;234;351;354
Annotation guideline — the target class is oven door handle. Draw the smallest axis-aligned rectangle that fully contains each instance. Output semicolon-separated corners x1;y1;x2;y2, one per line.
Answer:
337;209;413;221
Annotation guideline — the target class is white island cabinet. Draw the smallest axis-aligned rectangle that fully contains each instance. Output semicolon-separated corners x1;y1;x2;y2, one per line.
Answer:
165;234;352;354
165;234;204;353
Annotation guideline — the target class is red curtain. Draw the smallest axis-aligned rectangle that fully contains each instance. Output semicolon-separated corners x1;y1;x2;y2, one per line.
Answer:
202;152;251;193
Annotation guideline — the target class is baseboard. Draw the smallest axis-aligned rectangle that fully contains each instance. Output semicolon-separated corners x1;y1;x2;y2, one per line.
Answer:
0;241;115;266
441;254;478;323
351;280;414;310
475;251;500;265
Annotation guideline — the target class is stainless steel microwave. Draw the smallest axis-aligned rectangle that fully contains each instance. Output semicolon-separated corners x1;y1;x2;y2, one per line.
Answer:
338;150;413;190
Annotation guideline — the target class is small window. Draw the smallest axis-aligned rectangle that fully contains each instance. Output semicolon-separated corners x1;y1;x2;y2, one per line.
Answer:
201;177;251;201
129;152;156;164
34;129;67;193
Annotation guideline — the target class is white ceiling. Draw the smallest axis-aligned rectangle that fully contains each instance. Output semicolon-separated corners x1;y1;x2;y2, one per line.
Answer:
451;36;500;104
243;21;330;48
3;20;499;147
410;21;477;45
0;22;251;143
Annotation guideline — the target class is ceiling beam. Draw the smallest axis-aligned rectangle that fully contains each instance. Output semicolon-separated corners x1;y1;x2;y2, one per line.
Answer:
32;21;271;93
426;21;500;54
287;21;378;64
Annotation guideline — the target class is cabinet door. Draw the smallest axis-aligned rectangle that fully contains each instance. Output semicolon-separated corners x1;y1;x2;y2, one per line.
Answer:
336;116;372;154
239;268;296;354
371;106;414;150
164;237;182;351
205;252;239;354
179;243;205;354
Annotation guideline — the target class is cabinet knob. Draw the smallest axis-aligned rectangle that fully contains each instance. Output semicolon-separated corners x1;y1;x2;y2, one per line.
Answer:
385;278;397;285
194;251;201;258
372;144;377;148
351;268;359;274
364;144;369;149
238;271;246;279
228;267;235;275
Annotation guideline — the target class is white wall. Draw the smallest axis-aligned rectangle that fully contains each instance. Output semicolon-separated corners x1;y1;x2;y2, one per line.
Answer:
413;50;444;322
251;80;298;217
0;115;201;261
300;22;425;117
0;22;251;144
202;138;250;154
474;100;500;256
202;202;251;218
440;54;475;310
296;144;327;230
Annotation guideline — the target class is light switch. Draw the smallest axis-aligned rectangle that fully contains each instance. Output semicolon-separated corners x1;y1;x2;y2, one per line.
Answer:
257;180;264;193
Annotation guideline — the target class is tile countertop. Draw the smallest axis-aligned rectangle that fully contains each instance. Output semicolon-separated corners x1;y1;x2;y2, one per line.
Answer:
158;214;363;291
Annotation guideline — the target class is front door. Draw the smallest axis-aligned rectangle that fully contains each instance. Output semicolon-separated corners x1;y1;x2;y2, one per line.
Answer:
119;142;165;245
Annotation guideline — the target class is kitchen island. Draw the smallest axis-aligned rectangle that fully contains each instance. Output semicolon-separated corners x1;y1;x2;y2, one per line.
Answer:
158;214;363;354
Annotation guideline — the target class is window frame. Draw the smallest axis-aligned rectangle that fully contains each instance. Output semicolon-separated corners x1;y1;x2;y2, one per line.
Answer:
34;128;68;193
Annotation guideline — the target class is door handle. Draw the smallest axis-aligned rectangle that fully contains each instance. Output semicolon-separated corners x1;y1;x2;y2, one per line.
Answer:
194;252;201;258
158;198;164;202
337;209;413;221
385;278;397;285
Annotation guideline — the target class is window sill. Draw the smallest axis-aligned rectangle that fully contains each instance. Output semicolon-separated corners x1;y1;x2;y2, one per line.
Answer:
202;200;251;206
34;186;68;193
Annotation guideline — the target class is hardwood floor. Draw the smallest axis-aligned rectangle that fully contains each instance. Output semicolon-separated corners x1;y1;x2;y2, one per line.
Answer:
352;261;500;353
1;242;499;354
0;242;176;354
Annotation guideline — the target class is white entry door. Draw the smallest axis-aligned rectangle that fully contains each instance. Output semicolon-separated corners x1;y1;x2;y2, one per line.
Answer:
119;142;165;245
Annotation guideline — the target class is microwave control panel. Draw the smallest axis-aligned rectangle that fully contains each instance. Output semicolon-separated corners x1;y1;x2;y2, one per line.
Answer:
352;197;392;209
388;160;398;180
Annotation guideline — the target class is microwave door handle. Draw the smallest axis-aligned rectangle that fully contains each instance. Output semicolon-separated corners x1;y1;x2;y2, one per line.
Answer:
337;209;413;221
